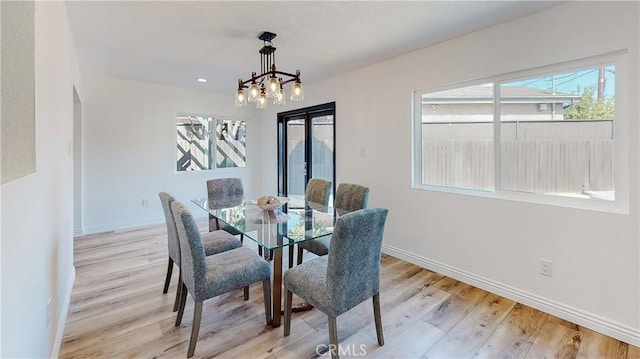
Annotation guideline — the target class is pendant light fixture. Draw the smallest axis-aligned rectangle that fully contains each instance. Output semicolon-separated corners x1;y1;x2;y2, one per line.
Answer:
235;31;303;109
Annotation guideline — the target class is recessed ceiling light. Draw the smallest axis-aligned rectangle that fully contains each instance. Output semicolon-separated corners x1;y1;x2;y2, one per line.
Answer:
197;78;207;83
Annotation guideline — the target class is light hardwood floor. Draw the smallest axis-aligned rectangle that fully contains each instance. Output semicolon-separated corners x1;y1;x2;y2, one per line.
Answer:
60;221;639;359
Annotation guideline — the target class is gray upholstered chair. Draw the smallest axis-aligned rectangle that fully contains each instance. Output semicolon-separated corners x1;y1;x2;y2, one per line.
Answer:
296;183;369;264
333;183;370;212
158;192;243;311
206;177;245;241
283;208;389;359
288;178;332;267
305;178;332;205
171;201;272;358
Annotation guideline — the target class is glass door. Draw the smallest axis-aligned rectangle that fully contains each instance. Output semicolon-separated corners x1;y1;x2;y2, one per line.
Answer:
285;116;306;196
278;102;335;200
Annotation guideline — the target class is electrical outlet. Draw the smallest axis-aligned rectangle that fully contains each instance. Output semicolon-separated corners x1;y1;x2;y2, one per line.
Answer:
539;259;552;277
142;198;149;207
46;297;52;327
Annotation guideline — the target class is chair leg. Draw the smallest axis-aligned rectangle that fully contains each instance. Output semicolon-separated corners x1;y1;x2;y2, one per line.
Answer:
288;245;294;268
283;289;292;336
373;293;384;346
240;233;244;244
172;274;182;312
297;246;304;265
162;258;174;294
208;214;216;232
244;286;250;301
258;246;263;257
328;316;339;359
263;278;272;324
175;282;188;327
187;301;203;358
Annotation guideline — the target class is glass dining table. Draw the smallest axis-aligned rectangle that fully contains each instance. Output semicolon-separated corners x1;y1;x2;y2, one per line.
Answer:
192;195;336;327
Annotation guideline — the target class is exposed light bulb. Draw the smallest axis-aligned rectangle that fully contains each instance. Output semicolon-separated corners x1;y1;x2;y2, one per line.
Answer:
256;92;267;109
266;77;280;98
235;89;247;107
274;88;286;106
248;83;260;102
290;82;304;101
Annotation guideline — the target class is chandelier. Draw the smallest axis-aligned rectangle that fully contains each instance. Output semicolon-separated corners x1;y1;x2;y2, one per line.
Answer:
235;31;304;109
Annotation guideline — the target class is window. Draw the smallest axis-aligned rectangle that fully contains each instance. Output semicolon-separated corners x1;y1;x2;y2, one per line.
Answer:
214;118;246;168
413;53;626;210
420;83;495;191
176;115;246;172
500;67;615;200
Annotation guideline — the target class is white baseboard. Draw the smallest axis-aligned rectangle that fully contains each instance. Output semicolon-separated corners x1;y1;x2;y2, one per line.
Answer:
82;217;165;235
51;266;76;359
73;228;83;237
382;244;640;346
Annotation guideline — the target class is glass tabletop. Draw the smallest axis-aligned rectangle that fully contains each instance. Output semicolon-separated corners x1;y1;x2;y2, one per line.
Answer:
192;196;336;250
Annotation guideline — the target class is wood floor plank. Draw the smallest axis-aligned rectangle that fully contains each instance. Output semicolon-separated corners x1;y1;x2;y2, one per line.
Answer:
472;303;547;359
524;315;582;359
576;326;627;359
215;317;316;359
431;276;468;294
424;293;516;358
368;320;445;358
422;283;489;331
627;343;640;359
60;222;633;359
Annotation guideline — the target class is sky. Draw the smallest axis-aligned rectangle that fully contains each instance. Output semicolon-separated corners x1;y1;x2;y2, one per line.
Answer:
502;65;615;99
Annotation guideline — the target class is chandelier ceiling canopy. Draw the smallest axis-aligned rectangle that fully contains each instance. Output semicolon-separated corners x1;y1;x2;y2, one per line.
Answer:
235;31;304;109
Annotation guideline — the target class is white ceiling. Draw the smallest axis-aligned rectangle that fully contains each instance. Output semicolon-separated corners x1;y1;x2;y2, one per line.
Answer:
65;1;560;93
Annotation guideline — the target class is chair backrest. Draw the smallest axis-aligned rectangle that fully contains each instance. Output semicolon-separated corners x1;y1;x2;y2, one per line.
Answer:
171;201;207;298
207;178;244;232
305;178;332;206
159;192;181;265
206;177;244;198
334;183;369;212
325;207;388;317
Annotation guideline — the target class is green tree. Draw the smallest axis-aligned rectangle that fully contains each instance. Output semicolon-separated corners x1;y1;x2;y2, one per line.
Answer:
564;86;614;119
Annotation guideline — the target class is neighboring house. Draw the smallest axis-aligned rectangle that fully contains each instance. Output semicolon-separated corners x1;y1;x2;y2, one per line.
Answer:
421;85;608;141
422;85;582;123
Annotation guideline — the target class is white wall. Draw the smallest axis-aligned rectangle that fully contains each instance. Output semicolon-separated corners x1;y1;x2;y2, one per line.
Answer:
258;1;639;344
1;1;79;357
81;74;263;233
73;88;82;235
0;2;3;355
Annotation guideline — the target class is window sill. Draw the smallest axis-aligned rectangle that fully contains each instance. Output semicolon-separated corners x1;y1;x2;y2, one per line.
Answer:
413;183;628;214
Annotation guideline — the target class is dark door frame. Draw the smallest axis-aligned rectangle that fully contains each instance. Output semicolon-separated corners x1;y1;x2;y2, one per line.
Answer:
277;102;336;198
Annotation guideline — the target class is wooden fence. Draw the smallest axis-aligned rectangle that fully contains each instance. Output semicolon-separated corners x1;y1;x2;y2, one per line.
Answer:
423;139;614;193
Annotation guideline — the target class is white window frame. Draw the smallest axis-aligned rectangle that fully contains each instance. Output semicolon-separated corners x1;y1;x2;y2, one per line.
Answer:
412;51;629;214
